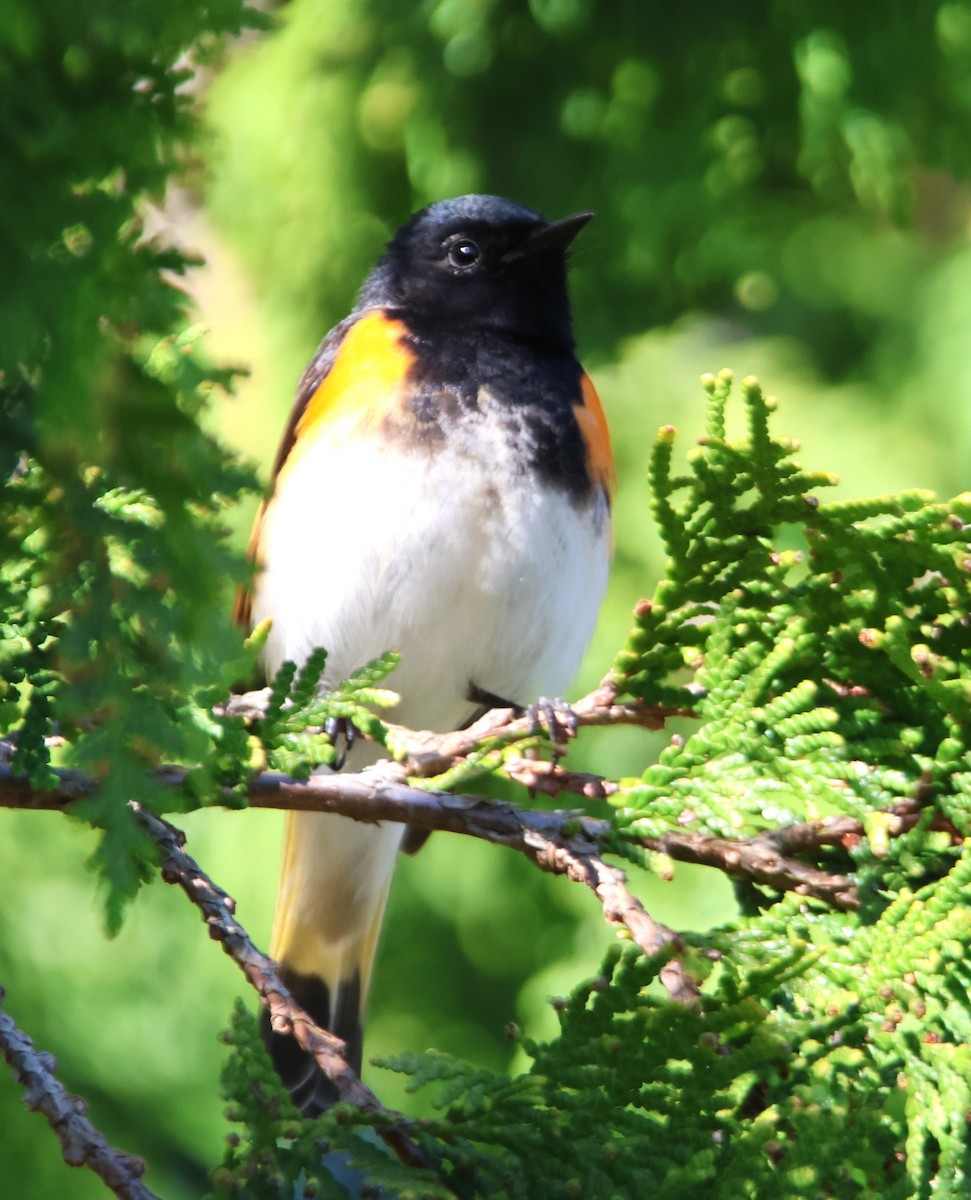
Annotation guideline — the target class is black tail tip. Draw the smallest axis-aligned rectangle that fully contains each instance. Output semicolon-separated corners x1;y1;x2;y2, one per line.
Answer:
261;967;364;1116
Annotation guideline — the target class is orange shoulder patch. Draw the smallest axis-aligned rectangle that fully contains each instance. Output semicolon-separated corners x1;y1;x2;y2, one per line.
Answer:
236;313;414;629
291;312;414;458
574;372;616;496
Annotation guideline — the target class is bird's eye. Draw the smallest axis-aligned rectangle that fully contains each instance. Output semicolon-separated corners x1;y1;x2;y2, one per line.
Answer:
445;237;481;270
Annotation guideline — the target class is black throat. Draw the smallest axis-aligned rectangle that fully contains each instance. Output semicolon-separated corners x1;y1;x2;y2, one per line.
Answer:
388;316;595;505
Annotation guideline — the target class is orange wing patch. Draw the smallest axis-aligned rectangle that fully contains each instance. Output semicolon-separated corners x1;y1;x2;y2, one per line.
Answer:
574;372;616;496
283;312;415;478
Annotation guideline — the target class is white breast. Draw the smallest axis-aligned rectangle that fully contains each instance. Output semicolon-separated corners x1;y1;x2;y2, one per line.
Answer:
253;419;611;734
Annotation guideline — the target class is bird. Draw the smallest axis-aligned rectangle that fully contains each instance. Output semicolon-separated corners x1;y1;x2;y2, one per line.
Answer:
235;193;614;1114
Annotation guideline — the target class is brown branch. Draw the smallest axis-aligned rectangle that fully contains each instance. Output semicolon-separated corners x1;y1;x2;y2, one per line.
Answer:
0;750;864;900
518;830;702;1004
0;758;702;1002
637;828;860;911
247;770;702;1001
0;751;864;911
130;804;426;1167
389;679;689;778
217;676;688;782
0;986;160;1199
250;768;860;912
0;668;872;953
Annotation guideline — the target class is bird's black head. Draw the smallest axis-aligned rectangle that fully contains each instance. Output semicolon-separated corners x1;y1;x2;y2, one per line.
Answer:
358;195;593;353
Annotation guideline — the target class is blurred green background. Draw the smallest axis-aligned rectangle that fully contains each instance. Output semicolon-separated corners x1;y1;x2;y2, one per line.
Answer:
5;1;971;1195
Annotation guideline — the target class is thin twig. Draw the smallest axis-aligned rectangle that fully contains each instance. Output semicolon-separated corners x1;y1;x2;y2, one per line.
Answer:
0;986;160;1200
636;828;860;911
390;686;688;778
131;804;426;1167
502;755;618;799
517;829;701;1004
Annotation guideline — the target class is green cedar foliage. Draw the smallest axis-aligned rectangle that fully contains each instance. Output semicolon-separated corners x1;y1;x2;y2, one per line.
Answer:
0;0;262;928
260;648;400;779
4;3;971;1195
213;377;971;1199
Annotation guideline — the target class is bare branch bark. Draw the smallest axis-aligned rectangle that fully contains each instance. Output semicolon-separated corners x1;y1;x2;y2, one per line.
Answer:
515;828;702;1004
0;759;861;1016
0;987;160;1200
636;827;860;911
0;758;864;906
130;804;426;1167
247;773;701;1002
0;671;884;978
387;680;689;778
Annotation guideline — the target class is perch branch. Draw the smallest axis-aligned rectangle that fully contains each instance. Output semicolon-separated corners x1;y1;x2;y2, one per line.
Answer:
0;756;862;956
218;673;689;782
2;763;875;913
248;770;700;1001
391;677;689;777
3;669;907;955
0;986;160;1200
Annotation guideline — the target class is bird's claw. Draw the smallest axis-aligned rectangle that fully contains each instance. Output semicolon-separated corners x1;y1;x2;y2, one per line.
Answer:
522;696;578;759
324;716;358;770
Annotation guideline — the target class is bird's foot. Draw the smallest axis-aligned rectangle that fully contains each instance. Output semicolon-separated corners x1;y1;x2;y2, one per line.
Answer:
324;716;358;770
521;696;579;760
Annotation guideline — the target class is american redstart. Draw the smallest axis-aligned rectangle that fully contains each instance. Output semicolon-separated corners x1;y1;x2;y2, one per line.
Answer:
236;194;613;1113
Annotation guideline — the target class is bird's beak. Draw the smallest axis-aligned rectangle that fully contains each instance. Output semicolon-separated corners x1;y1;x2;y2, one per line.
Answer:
501;211;595;263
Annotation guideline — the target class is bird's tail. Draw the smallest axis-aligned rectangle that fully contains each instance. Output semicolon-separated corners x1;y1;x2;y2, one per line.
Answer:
262;792;403;1114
